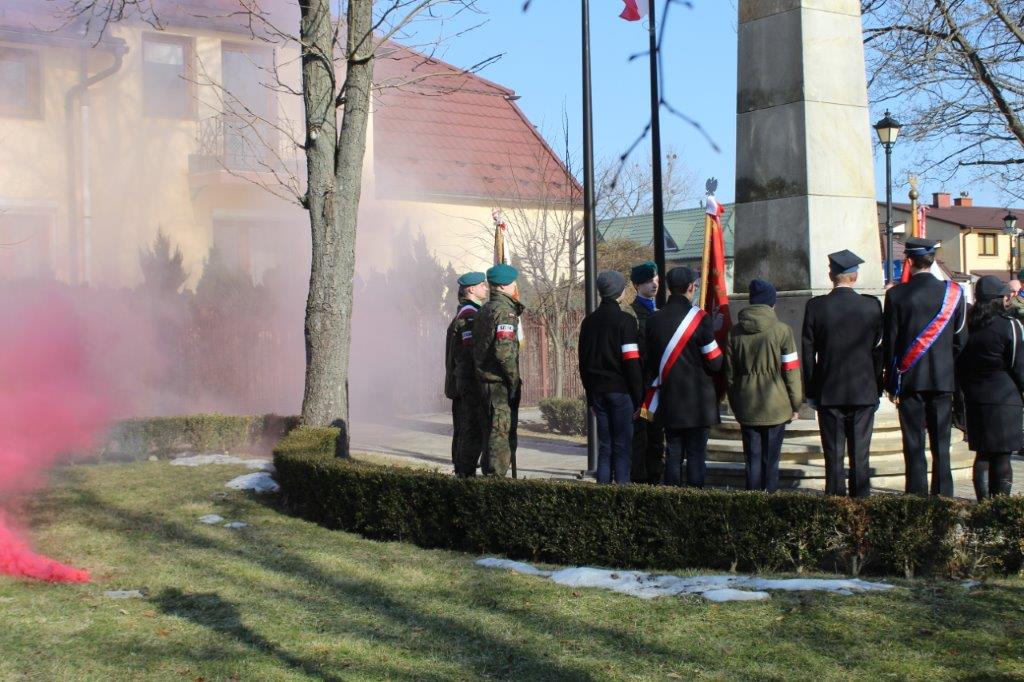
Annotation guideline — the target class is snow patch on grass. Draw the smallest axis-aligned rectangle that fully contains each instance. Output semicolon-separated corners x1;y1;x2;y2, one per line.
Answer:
476;558;895;602
225;472;280;493
170;454;272;470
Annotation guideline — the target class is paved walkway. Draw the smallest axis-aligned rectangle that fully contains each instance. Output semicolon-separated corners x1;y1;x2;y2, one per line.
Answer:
350;409;1023;501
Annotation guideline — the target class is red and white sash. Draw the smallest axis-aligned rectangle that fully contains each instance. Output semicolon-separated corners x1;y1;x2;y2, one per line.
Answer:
888;280;962;396
640;307;706;420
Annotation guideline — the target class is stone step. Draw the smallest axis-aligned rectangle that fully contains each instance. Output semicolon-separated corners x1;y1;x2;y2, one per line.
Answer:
712;416;903;437
705;434;967;461
704;455;973;488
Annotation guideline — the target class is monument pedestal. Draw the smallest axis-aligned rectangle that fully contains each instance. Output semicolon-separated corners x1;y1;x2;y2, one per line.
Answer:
705;402;973;491
725;2;967;490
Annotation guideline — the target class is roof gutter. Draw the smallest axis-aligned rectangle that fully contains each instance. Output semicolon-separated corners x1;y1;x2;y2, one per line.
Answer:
65;41;126;284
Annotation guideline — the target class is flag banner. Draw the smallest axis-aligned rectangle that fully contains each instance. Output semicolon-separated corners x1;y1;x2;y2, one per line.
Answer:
491;209;525;344
620;0;649;21
703;195;730;399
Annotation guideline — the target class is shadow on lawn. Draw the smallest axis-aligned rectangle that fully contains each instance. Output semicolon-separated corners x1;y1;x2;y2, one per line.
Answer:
47;477;1024;680
63;487;602;681
153;588;344;682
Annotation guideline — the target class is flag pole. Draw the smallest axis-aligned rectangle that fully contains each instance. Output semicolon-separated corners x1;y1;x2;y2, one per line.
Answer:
582;0;598;478
648;0;667;306
699;210;712;309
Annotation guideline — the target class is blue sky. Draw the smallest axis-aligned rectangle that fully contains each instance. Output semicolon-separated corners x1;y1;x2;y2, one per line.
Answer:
411;0;1008;209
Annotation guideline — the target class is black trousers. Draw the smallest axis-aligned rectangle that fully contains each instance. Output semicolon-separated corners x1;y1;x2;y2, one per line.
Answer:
664;427;709;487
818;405;875;498
631;417;665;484
741;423;787;492
973;452;1014;500
897;391;953;496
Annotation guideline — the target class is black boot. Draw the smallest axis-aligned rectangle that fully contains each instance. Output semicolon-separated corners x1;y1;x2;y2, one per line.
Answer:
989;454;1013;497
973;456;990;501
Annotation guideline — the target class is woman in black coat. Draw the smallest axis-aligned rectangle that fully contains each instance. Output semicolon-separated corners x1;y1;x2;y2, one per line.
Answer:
957;276;1024;499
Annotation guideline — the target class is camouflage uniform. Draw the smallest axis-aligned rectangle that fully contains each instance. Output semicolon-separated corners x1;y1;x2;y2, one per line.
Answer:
624;297;665;483
445;297;485;476
1010;293;1024;322
473;290;524;477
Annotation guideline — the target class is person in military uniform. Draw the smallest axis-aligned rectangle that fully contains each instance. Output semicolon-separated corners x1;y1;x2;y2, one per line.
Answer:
801;250;883;497
957;275;1023;500
624;260;665;483
444;271;488;477
473;264;525;477
883;237;968;496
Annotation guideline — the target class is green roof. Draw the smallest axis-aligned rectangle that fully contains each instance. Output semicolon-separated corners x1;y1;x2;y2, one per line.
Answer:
597;204;735;260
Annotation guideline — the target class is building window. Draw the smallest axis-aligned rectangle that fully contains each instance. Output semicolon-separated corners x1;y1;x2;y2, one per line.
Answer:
0;210;53;280
979;233;998;257
143;34;194;118
0;48;42;119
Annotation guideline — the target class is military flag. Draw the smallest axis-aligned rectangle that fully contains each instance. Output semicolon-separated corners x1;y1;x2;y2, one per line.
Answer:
699;187;731;398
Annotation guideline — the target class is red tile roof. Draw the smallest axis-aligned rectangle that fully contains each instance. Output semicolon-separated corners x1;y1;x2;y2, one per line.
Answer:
372;45;581;204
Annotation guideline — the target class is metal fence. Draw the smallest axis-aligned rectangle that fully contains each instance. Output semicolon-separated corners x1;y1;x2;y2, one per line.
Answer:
520;311;585;406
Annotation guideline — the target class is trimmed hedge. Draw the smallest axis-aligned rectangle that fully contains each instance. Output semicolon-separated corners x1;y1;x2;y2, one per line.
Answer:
538;397;587;435
98;414;299;461
274;427;1024;578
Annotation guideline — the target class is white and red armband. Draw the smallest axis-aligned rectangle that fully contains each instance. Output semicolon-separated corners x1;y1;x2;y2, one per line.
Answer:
496;324;516;341
781;351;799;371
621;343;640;361
700;340;722;361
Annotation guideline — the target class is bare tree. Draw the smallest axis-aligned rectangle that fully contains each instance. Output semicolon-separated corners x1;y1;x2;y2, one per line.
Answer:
52;0;491;452
595;147;698;220
862;0;1024;197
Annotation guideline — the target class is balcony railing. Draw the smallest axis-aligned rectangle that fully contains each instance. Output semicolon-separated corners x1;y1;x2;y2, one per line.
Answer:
190;114;300;175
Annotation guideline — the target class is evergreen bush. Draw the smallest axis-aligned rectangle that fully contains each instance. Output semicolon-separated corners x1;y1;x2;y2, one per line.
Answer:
274;427;1024;578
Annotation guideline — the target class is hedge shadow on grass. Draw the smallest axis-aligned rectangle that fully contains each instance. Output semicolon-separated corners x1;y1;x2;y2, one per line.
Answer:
273;427;1024;579
62;486;605;681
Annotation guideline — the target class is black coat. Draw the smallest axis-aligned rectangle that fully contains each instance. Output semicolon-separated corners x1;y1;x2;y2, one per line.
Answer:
883;272;968;394
578;299;645;407
801;287;883;406
957;313;1024;453
644;295;723;429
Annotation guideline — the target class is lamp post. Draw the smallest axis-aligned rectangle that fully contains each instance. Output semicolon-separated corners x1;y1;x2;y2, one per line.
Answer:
874;110;902;284
1004;210;1020;279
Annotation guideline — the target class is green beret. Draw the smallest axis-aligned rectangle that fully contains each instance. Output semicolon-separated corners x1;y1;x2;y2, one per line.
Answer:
486;263;518;286
630;260;657;285
457;271;485;287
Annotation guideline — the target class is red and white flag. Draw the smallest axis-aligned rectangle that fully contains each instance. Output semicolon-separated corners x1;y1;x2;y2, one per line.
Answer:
620;0;649;21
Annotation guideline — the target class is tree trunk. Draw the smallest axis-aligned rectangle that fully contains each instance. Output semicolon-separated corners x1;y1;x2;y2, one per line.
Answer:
550;323;565;398
299;0;374;457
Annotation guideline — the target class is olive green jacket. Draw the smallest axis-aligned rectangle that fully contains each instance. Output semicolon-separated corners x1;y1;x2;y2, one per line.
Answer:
725;304;803;426
473;291;524;387
444;298;482;400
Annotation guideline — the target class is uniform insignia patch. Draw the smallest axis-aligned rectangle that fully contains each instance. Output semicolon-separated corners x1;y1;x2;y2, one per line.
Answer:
496;324;516;340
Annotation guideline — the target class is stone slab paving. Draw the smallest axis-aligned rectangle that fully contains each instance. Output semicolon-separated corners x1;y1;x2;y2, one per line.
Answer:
350;410;1023;501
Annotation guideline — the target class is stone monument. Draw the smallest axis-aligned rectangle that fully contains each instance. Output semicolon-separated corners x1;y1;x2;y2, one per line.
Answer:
734;0;883;313
711;0;972;489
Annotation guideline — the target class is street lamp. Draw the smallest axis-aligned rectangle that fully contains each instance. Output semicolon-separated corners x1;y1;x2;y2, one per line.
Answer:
1003;210;1020;279
874;110;902;284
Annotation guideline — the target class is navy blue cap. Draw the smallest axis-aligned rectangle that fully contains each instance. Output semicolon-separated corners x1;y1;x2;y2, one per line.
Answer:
749;279;777;306
904;237;940;257
828;249;863;275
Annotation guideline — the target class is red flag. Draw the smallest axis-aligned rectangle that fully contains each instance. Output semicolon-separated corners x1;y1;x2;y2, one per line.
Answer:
899;205;929;283
703;196;731;398
620;0;649;21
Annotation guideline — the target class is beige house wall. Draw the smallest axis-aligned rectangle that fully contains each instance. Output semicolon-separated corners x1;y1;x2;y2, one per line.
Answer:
0;22;573;289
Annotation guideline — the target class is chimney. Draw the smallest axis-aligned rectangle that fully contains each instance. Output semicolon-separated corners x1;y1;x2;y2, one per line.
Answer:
932;192;951;208
953;191;973;207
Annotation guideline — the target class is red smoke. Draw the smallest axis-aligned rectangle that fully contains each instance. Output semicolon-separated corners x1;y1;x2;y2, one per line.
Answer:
0;286;110;583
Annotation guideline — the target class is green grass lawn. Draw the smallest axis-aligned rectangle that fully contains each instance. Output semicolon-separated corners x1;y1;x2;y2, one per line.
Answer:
2;462;1023;681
